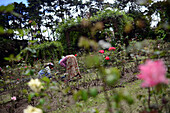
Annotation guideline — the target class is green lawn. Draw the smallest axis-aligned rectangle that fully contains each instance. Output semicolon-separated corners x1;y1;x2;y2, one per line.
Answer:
52;80;143;113
52;80;169;113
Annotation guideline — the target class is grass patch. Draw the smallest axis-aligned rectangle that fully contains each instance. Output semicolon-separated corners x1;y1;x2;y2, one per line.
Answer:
52;80;169;113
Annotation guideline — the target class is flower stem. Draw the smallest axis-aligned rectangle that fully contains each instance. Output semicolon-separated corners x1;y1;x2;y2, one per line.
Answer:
103;83;113;113
152;87;159;109
148;87;151;109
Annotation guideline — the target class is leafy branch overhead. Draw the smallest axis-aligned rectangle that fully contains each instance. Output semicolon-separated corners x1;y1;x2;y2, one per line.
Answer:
56;9;133;34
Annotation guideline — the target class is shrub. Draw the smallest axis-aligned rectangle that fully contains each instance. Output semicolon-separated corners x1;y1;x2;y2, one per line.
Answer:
20;41;63;64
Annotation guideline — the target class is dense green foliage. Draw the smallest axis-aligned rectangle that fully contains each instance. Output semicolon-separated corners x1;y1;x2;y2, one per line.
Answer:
20;41;63;62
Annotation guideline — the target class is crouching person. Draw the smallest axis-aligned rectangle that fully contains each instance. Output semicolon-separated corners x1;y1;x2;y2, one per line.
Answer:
38;63;54;79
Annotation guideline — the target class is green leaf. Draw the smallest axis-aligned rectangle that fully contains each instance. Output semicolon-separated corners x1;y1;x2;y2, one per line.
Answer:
31;21;37;25
30;69;35;76
78;36;90;49
62;87;71;95
85;55;100;68
42;77;50;84
11;12;22;17
136;94;143;100
113;93;121;103
28;93;35;102
73;90;81;101
81;90;88;101
105;68;120;86
89;88;98;97
22;89;28;94
39;98;45;105
16;54;22;61
43;30;47;33
37;31;41;34
9;54;14;59
24;69;31;76
0;26;4;34
4;57;10;61
31;49;36;53
29;40;38;43
125;96;134;105
76;102;83;107
106;75;118;85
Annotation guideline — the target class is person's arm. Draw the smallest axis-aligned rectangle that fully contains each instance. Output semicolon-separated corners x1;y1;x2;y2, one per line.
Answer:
59;57;67;68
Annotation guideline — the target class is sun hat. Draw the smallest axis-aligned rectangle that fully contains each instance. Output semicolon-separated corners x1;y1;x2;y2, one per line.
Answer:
47;63;54;66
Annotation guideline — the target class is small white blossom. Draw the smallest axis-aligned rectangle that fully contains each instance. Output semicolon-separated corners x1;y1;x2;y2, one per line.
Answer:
23;105;43;113
98;40;111;49
28;79;43;93
11;96;16;101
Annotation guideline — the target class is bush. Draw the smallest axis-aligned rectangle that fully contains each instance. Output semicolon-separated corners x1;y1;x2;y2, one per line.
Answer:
20;41;63;64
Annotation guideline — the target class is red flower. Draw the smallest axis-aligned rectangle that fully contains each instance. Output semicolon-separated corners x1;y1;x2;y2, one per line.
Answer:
99;50;104;53
108;47;116;51
17;78;20;80
75;54;77;56
105;56;110;60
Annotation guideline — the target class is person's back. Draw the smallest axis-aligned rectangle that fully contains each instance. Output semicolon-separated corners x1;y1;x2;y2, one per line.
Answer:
59;55;81;82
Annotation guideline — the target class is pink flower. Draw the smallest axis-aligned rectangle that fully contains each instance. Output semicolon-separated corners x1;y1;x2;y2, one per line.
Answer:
137;60;169;87
99;50;104;53
75;54;77;57
108;47;116;51
24;66;27;68
11;96;16;101
105;56;110;60
17;78;20;81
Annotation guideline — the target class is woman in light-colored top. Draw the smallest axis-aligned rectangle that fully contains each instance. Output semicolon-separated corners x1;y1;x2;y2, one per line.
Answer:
59;55;81;81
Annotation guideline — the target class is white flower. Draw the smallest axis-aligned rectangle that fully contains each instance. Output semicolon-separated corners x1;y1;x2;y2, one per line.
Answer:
98;40;111;49
23;105;43;113
28;79;43;93
11;96;16;101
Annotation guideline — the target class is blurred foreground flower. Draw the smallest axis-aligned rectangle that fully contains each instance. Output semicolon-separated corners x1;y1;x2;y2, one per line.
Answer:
24;105;42;113
108;47;116;51
11;96;16;101
75;54;77;56
28;79;43;93
105;56;110;60
99;50;104;53
98;40;111;49
137;60;169;87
